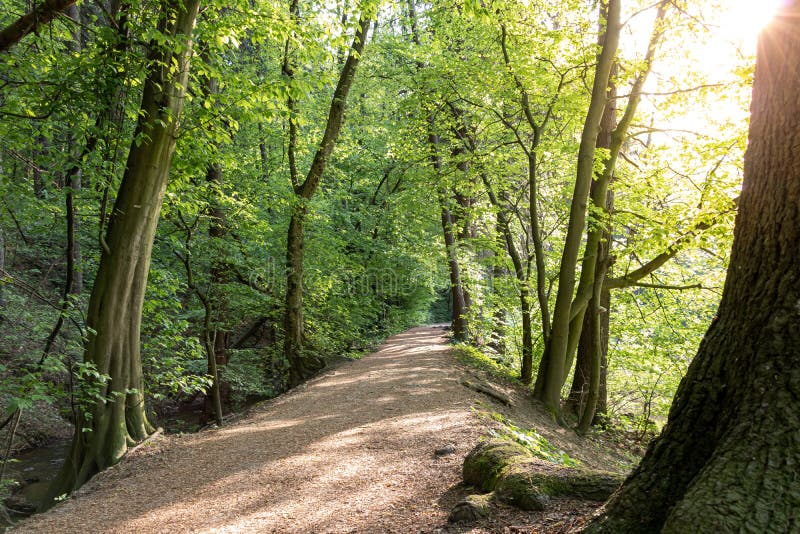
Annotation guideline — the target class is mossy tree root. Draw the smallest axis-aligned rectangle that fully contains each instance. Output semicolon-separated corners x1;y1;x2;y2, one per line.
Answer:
462;438;623;511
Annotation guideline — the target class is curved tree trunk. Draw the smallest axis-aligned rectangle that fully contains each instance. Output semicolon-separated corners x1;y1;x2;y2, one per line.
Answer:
580;6;800;531
282;14;371;386
46;0;200;500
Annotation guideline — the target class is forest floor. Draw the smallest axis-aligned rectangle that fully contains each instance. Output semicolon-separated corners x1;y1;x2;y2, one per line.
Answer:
15;326;634;533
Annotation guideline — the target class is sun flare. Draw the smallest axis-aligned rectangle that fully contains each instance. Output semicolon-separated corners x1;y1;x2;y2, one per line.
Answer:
722;0;787;52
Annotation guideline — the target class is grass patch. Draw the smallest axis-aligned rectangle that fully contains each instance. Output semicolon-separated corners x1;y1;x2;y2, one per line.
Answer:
485;411;581;467
452;344;521;384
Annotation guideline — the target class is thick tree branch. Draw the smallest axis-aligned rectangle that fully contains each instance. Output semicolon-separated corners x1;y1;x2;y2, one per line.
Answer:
0;0;76;53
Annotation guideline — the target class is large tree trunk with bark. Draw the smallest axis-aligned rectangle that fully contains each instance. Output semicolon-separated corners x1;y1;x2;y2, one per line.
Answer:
580;6;800;531
46;0;200;501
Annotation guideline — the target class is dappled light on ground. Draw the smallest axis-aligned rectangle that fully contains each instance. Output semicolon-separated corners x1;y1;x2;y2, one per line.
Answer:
20;326;485;533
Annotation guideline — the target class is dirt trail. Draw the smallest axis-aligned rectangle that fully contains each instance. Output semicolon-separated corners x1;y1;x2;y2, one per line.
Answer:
19;326;489;533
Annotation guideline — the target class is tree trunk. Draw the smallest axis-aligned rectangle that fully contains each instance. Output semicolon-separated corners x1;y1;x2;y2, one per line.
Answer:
534;0;620;416
566;288;609;421
40;4;84;362
46;0;200;500
204;160;226;424
281;14;371;384
566;57;618;421
0;225;5;321
580;6;800;530
283;203;323;387
440;202;468;342
562;4;666;388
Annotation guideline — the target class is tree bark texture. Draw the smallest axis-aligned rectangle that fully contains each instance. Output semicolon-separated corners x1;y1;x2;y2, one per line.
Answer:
47;0;200;499
581;6;800;531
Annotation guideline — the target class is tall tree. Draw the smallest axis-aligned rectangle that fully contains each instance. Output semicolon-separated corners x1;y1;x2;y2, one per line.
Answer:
47;0;201;498
569;2;668;431
282;10;372;386
580;3;800;530
534;0;621;416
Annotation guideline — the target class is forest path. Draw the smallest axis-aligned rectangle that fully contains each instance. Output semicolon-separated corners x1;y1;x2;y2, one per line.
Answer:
20;326;488;533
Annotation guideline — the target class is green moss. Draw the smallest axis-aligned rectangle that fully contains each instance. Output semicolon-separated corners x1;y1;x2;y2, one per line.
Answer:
495;464;548;511
486;413;581;467
448;493;494;523
463;438;532;491
463;436;624;513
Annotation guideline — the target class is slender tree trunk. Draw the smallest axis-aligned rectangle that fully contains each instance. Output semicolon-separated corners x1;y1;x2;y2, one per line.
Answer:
283;203;323;386
200;66;228;420
566;57;618;421
282;14;371;385
576;255;609;434
0;225;5;321
567;4;666;423
427;117;469;342
562;4;666;386
581;6;800;530
40;4;84;361
490;287;507;353
258;123;270;181
32;136;46;199
480;174;533;380
440;202;468;342
207;162;229;369
205;160;226;424
434;142;467;341
534;0;620;416
47;0;200;500
528;153;550;346
567;287;610;420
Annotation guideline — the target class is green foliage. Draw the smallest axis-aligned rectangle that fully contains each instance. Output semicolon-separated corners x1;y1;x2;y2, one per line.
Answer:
141;267;212;401
221;349;283;408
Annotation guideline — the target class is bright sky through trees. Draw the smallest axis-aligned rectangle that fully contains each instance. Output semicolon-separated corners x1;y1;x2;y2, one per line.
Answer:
723;0;787;53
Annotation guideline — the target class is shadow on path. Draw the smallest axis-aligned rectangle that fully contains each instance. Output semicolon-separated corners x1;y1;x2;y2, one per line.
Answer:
19;326;485;534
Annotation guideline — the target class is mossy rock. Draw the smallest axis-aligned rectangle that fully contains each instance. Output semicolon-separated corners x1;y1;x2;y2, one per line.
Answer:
463;438;532;491
462;436;625;513
494;463;549;511
448;493;493;523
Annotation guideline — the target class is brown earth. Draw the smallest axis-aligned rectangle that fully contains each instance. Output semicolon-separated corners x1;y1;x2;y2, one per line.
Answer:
15;326;626;533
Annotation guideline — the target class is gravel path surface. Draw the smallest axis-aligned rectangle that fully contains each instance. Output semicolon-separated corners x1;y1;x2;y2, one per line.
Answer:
18;326;488;533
